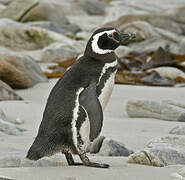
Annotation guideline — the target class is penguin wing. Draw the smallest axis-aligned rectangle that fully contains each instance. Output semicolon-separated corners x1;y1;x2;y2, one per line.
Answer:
79;82;103;141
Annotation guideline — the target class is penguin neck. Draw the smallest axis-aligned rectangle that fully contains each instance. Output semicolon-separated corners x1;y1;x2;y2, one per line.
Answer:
84;41;117;63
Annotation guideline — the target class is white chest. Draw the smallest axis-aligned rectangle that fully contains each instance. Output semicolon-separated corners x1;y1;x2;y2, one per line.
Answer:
98;71;116;111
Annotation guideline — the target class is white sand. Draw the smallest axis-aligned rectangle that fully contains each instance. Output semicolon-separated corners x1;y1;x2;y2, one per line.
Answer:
0;79;185;180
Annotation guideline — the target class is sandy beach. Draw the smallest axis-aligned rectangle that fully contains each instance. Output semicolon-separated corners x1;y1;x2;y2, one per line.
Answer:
0;79;185;180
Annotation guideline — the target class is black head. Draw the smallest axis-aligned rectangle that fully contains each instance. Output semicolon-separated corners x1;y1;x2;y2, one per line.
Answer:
84;27;135;58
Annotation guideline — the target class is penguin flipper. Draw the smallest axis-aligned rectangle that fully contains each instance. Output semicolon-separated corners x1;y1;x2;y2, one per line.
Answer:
79;82;103;141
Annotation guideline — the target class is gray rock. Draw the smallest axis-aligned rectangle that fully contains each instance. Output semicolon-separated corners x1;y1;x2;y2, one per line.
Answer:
128;135;185;167
19;54;48;84
27;21;66;34
0;53;47;89
0;177;14;180
105;0;185;23
163;100;185;109
0;18;74;51
129;38;185;54
0;0;39;21
21;0;81;33
0;0;12;5
104;2;185;54
0;154;66;168
149;67;185;81
98;139;133;156
0;80;22;100
90;136;105;154
0;4;5;11
170;125;185;135
171;167;185;180
0;109;25;135
0;108;6;120
40;43;79;63
119;21;161;41
78;0;105;15
126;100;185;121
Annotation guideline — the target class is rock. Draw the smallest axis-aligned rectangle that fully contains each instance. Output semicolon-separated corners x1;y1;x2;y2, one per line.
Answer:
0;54;47;89
142;47;178;70
21;0;81;33
40;43;79;63
128;135;185;167
115;46;132;58
151;67;185;82
164;100;185;109
78;0;105;15
140;71;175;86
0;80;22;100
0;109;25;135
0;108;6;120
115;70;174;86
130;39;185;55
27;21;65;34
0;176;13;180
0;154;66;168
119;21;160;42
0;4;5;11
0;0;39;21
104;0;185;23
126;100;185;121
98;139;133;156
0;18;74;51
75;31;90;41
25;26;73;50
169;125;185;135
104;4;185;54
0;0;12;5
171;167;185;180
90;136;105;154
104;13;184;35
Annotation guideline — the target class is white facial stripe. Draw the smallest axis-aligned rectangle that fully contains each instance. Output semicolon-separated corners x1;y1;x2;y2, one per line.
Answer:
91;30;116;54
97;60;117;86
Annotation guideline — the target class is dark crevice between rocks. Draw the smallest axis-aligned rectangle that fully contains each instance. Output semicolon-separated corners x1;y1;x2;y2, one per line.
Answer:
141;150;153;166
18;2;39;22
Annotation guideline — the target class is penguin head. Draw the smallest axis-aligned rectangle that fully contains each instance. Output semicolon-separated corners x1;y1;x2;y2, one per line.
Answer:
85;27;135;56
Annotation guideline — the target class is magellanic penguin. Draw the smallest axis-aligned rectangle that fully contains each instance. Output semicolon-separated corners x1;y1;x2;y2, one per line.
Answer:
26;27;135;168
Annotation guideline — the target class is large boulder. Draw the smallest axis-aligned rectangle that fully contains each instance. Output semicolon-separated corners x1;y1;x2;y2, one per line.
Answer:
0;18;74;51
171;167;185;180
40;43;79;63
169;125;185;135
0;80;22;100
98;139;133;156
78;0;105;15
128;135;185;167
126;100;185;121
104;4;185;54
20;0;81;33
27;21;66;34
0;54;47;89
0;0;38;21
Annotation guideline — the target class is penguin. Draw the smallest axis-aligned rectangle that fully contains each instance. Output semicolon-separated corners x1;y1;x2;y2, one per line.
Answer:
26;27;135;168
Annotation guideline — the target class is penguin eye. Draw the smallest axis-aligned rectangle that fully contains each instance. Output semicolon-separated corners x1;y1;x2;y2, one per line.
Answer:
108;33;113;38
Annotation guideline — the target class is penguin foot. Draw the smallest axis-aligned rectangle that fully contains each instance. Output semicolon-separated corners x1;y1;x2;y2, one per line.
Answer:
64;152;83;166
79;153;109;168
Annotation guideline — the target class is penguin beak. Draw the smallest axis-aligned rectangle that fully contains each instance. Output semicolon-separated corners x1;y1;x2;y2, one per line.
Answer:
120;33;136;43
